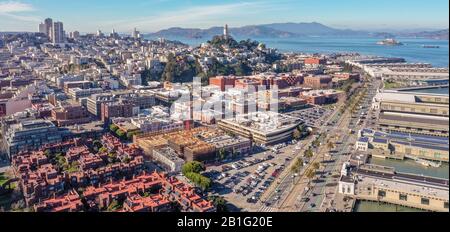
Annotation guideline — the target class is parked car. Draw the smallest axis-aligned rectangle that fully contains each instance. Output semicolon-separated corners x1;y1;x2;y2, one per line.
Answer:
300;197;310;202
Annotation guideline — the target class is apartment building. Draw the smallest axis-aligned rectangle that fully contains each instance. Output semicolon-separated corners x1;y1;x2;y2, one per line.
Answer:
4;120;65;158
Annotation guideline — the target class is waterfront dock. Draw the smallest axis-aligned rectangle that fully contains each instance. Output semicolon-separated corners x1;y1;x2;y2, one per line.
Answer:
350;168;449;212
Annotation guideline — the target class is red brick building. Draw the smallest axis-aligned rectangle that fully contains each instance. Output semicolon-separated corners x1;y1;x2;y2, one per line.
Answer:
122;194;172;212
209;76;237;91
34;190;83;212
333;72;361;81
51;104;90;126
304;57;327;65
303;75;333;89
101;101;136;122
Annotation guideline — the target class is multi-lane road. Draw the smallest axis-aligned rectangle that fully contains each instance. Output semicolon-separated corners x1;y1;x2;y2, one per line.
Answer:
298;78;382;212
259;95;350;212
282;104;354;212
259;76;382;212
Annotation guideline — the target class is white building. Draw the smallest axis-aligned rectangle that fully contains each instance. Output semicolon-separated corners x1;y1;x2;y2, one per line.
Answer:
97;30;104;37
132;28;140;39
355;137;369;152
44;18;53;39
339;176;355;195
152;147;185;173
69;31;80;39
56;75;85;88
68;88;103;100
39;23;46;34
131;116;184;134
120;74;142;87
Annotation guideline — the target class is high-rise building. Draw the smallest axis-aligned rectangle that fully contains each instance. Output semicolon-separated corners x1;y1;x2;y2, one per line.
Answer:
110;29;119;38
52;21;65;44
44;18;53;39
38;23;46;34
132;28;140;39
97;30;104;37
69;31;80;39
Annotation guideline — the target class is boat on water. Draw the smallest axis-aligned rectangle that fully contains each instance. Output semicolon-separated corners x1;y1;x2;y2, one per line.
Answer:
416;159;441;168
422;45;440;48
405;154;442;168
377;38;403;46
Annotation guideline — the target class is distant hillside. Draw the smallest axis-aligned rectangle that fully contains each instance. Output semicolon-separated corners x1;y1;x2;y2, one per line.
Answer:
399;29;449;40
262;22;368;36
147;22;369;39
149;25;297;39
146;23;448;40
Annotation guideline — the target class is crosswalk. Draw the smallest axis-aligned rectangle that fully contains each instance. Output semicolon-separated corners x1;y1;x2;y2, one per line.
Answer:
259;206;278;212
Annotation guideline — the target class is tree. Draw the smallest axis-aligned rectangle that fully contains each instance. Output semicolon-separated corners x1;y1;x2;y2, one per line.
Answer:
109;124;119;133
182;161;210;191
312;162;320;170
304;149;314;159
312;139;321;147
218;148;227;161
185;172;211;191
108;152;118;164
126;131;140;141
208;196;229;212
116;129;126;140
93;140;102;152
44;149;53;158
106;200;122;212
234;62;252;76
99;147;108;153
141;69;149;86
305;169;316;186
198;175;212;191
162;54;199;83
293;128;302;140
291;157;304;174
327;141;335;151
182;161;205;176
210;35;238;49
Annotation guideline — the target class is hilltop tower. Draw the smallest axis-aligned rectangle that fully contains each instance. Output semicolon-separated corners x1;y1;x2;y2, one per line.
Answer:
223;24;229;38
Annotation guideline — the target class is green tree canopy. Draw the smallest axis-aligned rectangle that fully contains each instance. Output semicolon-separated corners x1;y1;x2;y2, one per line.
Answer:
208;196;228;212
116;129;126;139
304;149;314;159
182;161;205;176
109;124;119;133
185;172;211;191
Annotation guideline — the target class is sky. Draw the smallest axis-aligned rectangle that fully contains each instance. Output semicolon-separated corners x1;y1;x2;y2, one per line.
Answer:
0;0;448;33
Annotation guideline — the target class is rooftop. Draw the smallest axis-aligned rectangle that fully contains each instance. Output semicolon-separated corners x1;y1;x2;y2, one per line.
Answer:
358;175;449;200
221;111;301;134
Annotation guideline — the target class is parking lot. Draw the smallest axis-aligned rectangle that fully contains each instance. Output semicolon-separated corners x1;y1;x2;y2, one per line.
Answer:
286;106;332;128
206;143;297;211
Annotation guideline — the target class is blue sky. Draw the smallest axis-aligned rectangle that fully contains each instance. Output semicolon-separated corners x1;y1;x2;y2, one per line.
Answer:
0;0;448;33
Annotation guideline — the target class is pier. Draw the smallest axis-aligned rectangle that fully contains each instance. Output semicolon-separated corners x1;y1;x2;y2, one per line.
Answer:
349;168;449;212
397;84;449;92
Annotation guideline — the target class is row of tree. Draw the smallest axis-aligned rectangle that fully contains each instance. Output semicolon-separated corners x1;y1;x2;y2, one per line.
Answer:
109;124;140;141
182;161;212;191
